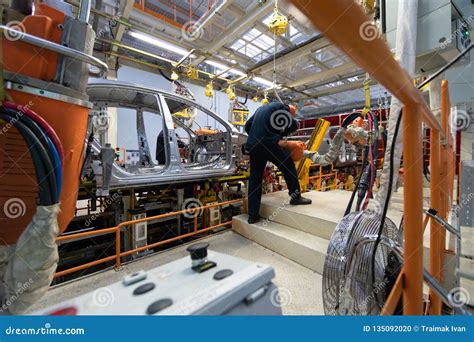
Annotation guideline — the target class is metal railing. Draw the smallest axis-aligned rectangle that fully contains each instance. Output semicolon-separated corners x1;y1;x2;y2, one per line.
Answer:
55;198;245;278
290;0;458;315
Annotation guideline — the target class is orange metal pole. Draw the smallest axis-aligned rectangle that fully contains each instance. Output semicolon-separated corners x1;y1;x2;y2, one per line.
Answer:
288;0;442;132
402;105;424;315
429;124;442;315
115;227;121;271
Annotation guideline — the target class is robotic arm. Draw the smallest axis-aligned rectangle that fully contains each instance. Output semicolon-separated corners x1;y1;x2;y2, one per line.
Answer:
303;127;346;166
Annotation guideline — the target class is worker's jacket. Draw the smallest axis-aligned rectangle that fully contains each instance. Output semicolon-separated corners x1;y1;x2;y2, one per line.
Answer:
244;102;298;151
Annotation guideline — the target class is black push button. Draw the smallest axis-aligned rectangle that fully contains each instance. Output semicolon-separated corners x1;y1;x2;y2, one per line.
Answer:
146;298;173;315
186;242;209;260
133;282;155;295
214;269;233;280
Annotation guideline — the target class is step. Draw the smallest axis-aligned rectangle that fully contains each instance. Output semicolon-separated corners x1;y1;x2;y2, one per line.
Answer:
259;190;404;240
232;214;329;274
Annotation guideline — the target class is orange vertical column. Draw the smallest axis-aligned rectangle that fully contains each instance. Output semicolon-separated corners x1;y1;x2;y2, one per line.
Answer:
429;124;442;315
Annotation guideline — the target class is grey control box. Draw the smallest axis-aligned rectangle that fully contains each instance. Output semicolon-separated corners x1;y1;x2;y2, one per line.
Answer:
36;246;282;315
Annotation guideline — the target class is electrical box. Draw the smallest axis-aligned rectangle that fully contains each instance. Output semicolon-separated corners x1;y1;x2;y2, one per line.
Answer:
383;0;472;72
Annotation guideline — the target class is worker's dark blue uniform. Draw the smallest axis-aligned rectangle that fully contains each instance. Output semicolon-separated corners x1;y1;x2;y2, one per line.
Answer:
245;102;301;219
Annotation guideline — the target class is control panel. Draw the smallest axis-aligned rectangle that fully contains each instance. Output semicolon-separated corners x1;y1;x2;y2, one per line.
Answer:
37;243;282;315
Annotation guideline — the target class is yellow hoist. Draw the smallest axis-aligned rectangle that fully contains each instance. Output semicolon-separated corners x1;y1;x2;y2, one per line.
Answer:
268;0;288;36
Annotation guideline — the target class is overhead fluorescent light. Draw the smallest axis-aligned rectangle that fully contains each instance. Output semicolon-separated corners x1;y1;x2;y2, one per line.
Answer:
205;60;247;77
130;31;194;57
253;76;274;88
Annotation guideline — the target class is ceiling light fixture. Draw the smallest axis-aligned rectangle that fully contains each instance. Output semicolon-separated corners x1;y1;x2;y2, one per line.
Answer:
253;76;275;88
130;31;195;57
205;60;247;77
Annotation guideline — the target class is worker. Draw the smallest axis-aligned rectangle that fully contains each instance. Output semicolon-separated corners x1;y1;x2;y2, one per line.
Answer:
156;125;187;164
245;102;312;224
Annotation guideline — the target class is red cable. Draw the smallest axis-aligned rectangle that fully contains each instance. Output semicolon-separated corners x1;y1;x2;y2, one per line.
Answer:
3;101;64;167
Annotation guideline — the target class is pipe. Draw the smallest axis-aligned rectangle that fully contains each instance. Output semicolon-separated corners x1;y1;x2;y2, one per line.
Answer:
78;0;92;23
429;120;443;314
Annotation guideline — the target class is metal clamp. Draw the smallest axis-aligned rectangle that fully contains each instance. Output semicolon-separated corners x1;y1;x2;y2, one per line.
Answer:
0;25;108;76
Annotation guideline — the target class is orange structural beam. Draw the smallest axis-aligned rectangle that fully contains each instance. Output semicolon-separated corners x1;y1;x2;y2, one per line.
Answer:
288;0;442;133
429;118;442;315
402;105;424;315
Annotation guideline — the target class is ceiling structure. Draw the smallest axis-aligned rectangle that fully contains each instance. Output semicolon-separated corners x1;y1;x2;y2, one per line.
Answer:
82;0;388;115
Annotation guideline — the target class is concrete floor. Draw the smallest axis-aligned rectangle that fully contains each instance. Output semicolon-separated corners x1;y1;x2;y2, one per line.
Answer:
31;230;323;315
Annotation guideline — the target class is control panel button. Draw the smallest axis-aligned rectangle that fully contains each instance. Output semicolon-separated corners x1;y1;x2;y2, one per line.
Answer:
123;270;147;286
214;269;233;280
146;298;173;315
133;283;155;295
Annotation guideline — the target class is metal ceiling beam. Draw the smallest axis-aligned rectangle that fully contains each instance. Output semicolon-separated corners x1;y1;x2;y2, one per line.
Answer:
293;79;376;101
191;1;274;66
287;62;357;88
250;35;331;75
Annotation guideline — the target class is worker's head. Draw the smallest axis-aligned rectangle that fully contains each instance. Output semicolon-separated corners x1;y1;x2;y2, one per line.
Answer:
288;104;297;117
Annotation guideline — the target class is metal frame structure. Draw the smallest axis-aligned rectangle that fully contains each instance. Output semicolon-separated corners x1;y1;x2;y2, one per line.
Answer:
289;0;455;315
55;198;245;278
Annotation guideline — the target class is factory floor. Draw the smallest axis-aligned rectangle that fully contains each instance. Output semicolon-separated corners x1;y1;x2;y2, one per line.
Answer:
31;230;323;315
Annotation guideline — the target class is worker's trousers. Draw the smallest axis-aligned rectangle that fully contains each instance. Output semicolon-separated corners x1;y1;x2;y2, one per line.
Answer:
247;143;301;219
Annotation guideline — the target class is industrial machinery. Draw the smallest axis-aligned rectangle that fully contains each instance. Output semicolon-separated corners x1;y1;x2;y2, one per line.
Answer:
322;212;401;315
37;243;282;315
85;82;248;193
